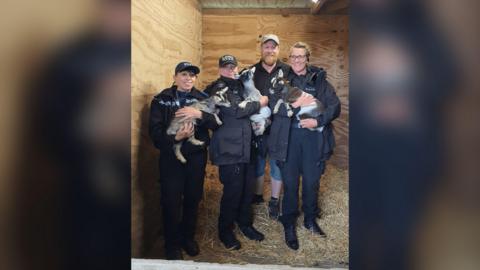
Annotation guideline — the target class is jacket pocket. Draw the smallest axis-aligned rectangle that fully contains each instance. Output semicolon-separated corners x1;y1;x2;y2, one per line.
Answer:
218;127;244;158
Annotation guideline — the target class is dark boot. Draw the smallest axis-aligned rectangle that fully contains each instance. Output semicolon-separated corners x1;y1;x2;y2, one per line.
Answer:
219;230;241;250
165;248;183;260
268;198;280;220
239;225;265;241
283;224;299;250
304;220;327;237
251;194;264;204
181;239;199;256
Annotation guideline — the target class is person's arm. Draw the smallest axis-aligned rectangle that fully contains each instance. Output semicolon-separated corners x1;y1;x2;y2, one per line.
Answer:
149;97;177;149
197;111;221;130
234;100;261;119
174;105;220;131
315;79;341;127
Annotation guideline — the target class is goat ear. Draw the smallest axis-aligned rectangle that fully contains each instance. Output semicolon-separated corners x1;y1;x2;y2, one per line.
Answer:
278;69;283;78
250;66;256;73
239;68;247;74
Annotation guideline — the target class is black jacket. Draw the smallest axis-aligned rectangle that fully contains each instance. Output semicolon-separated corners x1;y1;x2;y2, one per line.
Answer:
268;65;341;162
251;60;291;156
205;76;261;165
149;86;220;157
252;60;291;96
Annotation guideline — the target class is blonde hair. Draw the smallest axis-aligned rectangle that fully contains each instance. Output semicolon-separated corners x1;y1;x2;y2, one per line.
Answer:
290;41;311;61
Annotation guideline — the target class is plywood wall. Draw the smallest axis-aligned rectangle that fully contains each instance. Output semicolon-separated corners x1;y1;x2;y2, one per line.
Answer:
202;14;349;168
131;0;202;257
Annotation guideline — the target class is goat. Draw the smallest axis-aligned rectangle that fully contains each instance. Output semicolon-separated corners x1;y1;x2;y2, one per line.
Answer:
166;87;230;163
269;69;325;132
236;67;271;136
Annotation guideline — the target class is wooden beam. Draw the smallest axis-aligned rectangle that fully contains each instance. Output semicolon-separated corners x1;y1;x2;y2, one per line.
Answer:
310;0;328;14
202;8;311;15
319;0;350;15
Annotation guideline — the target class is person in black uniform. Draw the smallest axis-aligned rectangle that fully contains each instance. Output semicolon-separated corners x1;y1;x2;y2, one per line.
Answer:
268;42;341;250
251;34;291;220
149;62;220;260
205;55;269;250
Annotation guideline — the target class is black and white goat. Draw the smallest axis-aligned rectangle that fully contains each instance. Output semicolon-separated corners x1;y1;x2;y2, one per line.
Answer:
166;87;230;163
269;69;325;132
237;67;271;136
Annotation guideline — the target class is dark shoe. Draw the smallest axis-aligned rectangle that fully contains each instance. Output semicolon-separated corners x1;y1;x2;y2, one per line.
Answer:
304;220;327;237
165;248;183;260
181;239;199;256
251;194;264;204
283;225;299;250
268;199;280;220
219;230;241;250
239;225;265;241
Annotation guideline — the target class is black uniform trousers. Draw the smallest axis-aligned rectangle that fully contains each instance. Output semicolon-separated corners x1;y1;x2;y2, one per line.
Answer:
159;150;207;250
218;162;256;233
280;127;325;226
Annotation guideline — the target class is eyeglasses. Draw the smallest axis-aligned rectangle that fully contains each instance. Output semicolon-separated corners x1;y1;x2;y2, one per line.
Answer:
289;55;307;61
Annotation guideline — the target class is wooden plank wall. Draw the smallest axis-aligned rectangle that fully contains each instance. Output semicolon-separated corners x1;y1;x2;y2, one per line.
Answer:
201;15;349;168
131;0;202;257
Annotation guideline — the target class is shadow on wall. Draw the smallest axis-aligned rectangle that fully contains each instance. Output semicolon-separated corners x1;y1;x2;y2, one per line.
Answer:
135;88;163;257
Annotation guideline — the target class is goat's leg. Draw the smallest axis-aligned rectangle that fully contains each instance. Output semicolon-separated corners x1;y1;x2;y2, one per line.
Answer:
253;120;266;136
188;135;205;146
307;126;324;132
213;114;222;125
286;105;293;117
273;99;284;114
173;142;187;163
238;100;248;109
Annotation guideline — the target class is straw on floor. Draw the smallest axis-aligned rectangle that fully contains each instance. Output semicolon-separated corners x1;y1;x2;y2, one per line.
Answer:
149;163;348;268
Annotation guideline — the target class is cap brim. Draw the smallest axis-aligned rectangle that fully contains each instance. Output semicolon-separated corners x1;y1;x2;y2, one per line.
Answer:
220;61;237;67
263;38;279;45
178;66;200;74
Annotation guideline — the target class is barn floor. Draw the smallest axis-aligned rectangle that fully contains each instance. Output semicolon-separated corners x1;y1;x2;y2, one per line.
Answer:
146;163;348;268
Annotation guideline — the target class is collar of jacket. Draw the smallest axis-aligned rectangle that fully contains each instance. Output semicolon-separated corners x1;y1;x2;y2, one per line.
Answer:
219;76;243;88
287;65;326;81
157;85;206;99
254;60;290;74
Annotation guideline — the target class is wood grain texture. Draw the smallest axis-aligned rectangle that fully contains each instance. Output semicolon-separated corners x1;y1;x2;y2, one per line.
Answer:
131;0;203;257
202;8;311;15
200;0;310;9
202;14;349;168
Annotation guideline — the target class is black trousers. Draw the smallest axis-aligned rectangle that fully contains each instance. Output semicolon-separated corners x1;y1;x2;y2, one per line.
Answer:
218;162;256;233
280;128;325;226
159;150;207;250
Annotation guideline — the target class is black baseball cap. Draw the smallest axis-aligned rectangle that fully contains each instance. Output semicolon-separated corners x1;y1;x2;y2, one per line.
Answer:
175;61;200;74
218;55;238;67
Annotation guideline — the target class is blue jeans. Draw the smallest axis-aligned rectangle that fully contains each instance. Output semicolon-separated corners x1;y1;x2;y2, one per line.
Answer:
255;154;282;180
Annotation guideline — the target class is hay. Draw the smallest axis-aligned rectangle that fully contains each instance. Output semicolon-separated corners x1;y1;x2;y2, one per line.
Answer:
149;163;348;268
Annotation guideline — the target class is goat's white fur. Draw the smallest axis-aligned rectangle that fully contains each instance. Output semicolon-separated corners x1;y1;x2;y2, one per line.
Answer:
166;87;230;163
270;70;324;132
237;67;271;136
